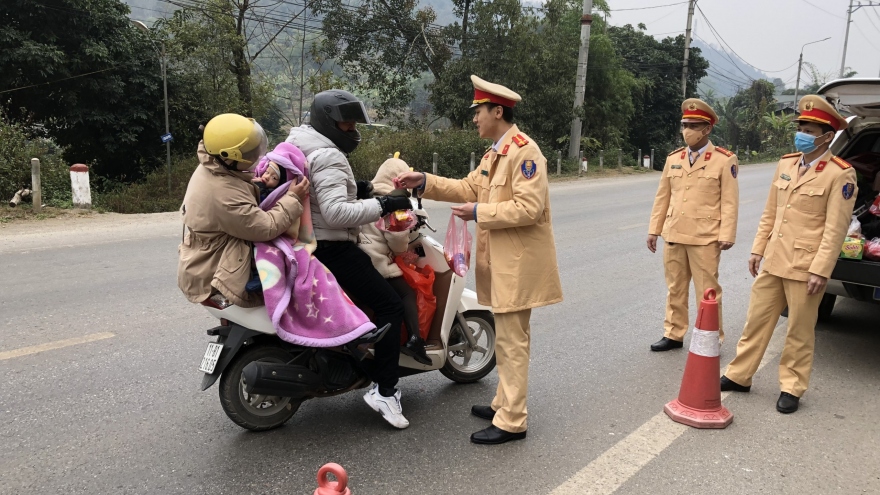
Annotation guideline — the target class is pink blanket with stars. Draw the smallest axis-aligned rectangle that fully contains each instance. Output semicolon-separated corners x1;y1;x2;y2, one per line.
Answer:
254;171;375;347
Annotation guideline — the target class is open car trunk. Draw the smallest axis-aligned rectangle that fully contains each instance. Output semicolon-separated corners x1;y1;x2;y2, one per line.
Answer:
820;79;880;302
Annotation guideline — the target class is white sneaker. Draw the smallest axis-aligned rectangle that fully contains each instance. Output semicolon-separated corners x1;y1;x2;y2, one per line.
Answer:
363;384;410;429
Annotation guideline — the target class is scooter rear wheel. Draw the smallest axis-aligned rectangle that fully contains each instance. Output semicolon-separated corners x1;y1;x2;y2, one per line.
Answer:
218;345;301;431
440;311;496;383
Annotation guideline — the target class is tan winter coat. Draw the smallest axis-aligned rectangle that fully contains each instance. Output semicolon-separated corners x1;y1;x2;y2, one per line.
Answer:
359;158;414;279
177;142;303;307
649;142;740;245
423;125;563;313
752;150;857;281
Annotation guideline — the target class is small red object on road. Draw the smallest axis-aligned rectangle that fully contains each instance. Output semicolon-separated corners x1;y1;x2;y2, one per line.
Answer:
314;463;351;495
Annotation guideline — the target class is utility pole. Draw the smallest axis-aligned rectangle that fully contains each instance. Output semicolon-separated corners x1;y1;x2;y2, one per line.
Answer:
680;0;696;98
840;1;880;78
567;0;593;159
840;0;854;78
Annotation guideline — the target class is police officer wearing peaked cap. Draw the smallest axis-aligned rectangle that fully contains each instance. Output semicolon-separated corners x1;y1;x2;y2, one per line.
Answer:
721;95;856;414
397;75;563;445
647;98;740;351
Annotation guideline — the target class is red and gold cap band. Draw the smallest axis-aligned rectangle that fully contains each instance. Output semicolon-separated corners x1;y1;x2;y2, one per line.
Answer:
681;108;715;125
472;88;517;108
798;108;840;131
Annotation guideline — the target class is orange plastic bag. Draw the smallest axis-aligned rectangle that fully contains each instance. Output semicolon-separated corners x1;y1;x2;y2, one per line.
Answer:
394;255;436;342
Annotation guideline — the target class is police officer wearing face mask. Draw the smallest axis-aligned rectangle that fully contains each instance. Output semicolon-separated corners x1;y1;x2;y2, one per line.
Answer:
721;95;856;414
647;98;740;351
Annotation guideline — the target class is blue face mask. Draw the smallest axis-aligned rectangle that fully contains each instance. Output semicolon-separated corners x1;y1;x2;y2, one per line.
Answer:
794;131;818;153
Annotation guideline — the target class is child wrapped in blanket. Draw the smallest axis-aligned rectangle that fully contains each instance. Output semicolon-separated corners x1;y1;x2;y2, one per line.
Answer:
359;158;432;365
252;160;287;203
246;142;304;293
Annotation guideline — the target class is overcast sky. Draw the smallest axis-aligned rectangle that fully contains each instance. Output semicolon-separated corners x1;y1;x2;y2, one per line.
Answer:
604;0;879;88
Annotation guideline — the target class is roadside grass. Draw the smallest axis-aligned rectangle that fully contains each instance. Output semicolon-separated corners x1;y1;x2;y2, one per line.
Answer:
0;204;98;224
94;155;195;214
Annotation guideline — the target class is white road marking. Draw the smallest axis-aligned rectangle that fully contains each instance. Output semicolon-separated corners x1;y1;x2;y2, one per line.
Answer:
548;322;787;495
0;332;115;361
617;222;649;231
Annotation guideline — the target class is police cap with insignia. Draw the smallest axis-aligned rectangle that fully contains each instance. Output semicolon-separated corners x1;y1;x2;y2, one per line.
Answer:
470;75;522;109
797;94;848;132
680;98;718;125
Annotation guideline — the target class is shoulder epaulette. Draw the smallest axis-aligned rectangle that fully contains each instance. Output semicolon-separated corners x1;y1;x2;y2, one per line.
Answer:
781;152;802;159
714;146;733;157
831;156;851;169
511;134;529;147
668;147;685;156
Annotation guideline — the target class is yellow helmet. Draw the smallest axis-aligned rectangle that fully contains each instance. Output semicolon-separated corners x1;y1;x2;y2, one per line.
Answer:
203;113;268;166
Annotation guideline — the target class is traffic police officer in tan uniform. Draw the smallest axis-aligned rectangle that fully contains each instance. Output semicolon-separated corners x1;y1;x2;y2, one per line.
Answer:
647;99;739;351
721;95;856;413
397;75;563;445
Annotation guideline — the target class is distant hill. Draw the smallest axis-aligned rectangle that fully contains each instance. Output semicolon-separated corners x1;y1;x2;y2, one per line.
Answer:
121;0;781;100
691;38;781;98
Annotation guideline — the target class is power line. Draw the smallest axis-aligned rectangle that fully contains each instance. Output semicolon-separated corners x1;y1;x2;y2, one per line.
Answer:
0;66;127;95
607;1;688;12
696;5;798;75
853;22;880;52
693;33;756;82
863;6;880;34
799;0;846;20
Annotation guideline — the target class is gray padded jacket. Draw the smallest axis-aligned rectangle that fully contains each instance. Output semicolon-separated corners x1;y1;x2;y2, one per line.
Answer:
286;125;382;242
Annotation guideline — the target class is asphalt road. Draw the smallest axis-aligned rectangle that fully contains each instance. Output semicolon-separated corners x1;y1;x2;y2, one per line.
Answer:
1;162;879;495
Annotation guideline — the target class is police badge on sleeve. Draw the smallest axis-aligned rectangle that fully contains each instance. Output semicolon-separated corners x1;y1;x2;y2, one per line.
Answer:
843;183;855;199
521;160;537;180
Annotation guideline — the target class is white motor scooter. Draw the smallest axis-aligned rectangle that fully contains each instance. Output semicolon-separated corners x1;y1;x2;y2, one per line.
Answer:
196;198;495;431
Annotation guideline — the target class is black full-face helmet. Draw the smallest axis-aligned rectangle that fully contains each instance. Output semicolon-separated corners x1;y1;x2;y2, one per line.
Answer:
309;89;371;153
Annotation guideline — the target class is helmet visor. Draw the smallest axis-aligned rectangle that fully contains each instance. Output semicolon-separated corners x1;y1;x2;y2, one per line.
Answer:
329;101;371;125
238;121;268;167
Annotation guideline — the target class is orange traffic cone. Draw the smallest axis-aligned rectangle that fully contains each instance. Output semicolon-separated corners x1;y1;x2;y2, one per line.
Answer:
314;463;351;495
664;288;733;429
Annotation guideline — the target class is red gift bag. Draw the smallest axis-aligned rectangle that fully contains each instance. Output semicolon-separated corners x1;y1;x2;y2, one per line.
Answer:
394;255;436;342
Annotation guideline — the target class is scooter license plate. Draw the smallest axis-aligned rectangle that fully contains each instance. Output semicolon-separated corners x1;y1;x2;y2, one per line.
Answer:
198;342;224;374
873;287;880;301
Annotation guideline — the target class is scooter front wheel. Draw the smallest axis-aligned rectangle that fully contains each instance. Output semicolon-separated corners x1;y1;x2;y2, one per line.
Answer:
218;345;301;431
440;311;496;383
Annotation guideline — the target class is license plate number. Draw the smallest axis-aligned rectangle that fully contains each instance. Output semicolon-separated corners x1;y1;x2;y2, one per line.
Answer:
874;287;880;301
199;343;224;374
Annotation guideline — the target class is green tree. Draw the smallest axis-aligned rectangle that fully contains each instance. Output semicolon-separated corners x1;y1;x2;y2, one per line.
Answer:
0;0;164;179
312;0;453;117
154;6;277;148
760;111;795;152
729;79;776;151
606;25;709;154
430;0;636;152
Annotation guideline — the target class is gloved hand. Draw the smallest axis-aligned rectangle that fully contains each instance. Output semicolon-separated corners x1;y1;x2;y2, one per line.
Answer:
377;195;412;216
356;180;374;200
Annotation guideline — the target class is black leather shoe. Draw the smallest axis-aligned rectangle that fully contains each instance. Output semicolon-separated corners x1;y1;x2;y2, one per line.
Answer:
470;425;526;445
720;375;751;392
776;392;800;414
651;337;683;352
471;405;496;420
401;336;432;366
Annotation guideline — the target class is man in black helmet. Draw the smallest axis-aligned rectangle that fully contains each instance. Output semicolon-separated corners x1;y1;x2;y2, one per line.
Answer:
286;89;413;429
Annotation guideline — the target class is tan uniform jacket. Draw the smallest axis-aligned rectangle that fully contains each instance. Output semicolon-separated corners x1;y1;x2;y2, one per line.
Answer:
649;142;739;245
178;142;303;307
752;151;857;281
423;125;563;313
